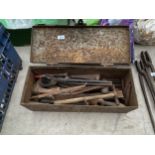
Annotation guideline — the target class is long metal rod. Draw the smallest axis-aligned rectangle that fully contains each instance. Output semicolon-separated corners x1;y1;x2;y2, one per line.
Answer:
143;73;155;104
135;60;155;133
138;74;155;133
141;51;155;85
140;53;155;106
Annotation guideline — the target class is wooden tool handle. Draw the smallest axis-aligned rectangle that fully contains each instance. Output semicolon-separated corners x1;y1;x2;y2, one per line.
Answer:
54;92;115;105
31;84;86;99
71;86;104;95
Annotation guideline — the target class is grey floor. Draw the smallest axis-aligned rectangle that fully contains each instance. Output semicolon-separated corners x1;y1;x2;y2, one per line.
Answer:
1;45;155;135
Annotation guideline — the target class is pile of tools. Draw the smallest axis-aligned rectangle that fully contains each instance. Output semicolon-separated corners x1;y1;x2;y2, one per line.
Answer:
30;73;127;107
135;51;155;132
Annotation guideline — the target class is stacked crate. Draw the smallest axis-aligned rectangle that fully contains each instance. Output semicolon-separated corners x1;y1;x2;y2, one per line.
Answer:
0;24;22;131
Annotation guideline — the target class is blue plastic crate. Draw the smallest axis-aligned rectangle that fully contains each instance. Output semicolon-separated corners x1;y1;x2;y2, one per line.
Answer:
0;24;22;131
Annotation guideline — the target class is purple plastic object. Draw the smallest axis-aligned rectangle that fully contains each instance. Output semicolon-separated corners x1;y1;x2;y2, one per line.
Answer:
100;19;134;63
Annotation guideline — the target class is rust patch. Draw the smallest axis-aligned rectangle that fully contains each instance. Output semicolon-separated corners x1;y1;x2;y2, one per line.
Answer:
31;27;130;65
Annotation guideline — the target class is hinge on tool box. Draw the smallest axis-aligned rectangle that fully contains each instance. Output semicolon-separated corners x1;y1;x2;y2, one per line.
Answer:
112;63;130;68
47;62;101;67
46;63;130;69
101;63;130;68
102;64;114;67
47;63;119;68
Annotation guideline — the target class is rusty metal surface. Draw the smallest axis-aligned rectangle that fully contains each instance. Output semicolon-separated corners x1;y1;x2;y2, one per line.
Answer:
31;27;130;65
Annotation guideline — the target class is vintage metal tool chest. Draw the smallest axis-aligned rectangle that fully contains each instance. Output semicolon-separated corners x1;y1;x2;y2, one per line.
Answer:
0;24;22;130
21;25;138;113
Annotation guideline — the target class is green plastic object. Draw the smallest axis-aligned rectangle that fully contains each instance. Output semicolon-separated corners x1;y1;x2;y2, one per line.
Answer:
0;19;68;46
84;19;100;26
32;19;68;26
0;19;68;29
0;19;100;45
0;19;8;28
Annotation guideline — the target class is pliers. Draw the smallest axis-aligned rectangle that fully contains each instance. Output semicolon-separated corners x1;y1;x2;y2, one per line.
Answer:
141;51;155;80
135;60;155;133
136;59;155;103
141;51;155;98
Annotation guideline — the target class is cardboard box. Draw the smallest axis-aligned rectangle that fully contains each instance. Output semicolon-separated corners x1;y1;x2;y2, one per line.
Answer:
21;26;138;113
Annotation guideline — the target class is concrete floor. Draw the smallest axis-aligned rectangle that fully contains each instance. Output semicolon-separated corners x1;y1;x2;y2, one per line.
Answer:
1;45;155;135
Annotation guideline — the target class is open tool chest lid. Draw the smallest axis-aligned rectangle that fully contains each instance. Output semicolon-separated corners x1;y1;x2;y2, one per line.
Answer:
30;26;134;65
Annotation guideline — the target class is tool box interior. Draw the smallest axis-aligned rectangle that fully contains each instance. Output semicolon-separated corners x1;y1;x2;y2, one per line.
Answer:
21;26;138;113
